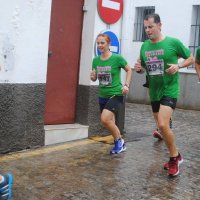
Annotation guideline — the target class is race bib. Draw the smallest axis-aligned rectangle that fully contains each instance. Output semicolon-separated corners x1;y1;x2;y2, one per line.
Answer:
146;59;164;76
98;72;112;86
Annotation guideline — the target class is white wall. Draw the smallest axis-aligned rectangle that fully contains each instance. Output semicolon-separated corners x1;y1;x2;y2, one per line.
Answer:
130;0;200;66
79;0;96;86
79;0;199;84
0;0;198;84
79;0;123;86
0;0;52;83
125;0;200;108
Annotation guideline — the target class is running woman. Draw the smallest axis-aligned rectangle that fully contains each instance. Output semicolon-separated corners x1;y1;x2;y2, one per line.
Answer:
90;33;132;154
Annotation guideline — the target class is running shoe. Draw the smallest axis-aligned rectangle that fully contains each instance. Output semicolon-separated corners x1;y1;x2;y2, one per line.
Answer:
0;173;13;200
153;129;163;140
164;153;183;176
110;138;126;154
163;153;183;170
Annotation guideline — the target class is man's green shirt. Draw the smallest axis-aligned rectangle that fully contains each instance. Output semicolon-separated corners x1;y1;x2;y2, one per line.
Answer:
140;36;191;101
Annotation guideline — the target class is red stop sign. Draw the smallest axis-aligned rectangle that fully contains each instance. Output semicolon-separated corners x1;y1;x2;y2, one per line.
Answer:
98;0;123;24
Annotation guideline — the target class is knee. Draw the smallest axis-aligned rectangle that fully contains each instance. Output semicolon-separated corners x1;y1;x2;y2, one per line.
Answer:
158;122;168;133
101;116;108;127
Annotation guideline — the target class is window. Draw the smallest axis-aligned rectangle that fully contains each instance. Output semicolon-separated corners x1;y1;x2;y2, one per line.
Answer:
133;7;155;42
189;5;200;63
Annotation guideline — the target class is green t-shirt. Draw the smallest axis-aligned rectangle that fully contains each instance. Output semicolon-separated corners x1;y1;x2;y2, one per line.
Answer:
140;36;191;101
92;53;127;98
195;47;200;64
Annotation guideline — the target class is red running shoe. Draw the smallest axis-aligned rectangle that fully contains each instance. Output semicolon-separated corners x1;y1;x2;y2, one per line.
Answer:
153;129;163;140
164;153;183;176
163;153;183;170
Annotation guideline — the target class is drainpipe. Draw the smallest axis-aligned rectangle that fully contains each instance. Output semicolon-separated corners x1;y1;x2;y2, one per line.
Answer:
120;0;134;64
116;0;135;134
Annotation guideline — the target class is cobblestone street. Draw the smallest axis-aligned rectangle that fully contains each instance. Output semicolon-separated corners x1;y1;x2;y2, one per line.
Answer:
0;103;200;200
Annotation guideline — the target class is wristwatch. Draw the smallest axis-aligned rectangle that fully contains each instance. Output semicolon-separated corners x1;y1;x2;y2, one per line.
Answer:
178;63;184;69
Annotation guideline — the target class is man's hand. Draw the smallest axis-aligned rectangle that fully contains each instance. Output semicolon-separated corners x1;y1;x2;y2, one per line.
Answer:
165;64;179;74
134;59;143;73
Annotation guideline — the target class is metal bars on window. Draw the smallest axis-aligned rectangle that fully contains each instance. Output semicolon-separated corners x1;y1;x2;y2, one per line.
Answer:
133;7;155;42
189;5;200;67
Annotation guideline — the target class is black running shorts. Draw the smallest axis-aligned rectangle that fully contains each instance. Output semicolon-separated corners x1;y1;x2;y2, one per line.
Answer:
99;96;124;115
151;96;177;113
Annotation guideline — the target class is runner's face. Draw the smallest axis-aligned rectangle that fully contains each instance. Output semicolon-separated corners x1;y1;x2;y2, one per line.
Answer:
97;36;110;53
144;17;161;42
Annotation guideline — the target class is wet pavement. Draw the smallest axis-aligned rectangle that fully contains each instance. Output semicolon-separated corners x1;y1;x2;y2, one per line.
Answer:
0;103;200;200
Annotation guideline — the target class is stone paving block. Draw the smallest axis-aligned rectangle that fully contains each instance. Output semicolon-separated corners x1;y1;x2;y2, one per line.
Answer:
0;103;200;200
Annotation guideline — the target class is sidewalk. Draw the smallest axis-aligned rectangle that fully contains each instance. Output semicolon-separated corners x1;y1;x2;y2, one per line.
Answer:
0;103;200;200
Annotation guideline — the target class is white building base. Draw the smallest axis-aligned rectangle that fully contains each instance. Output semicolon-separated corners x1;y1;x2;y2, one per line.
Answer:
44;124;89;145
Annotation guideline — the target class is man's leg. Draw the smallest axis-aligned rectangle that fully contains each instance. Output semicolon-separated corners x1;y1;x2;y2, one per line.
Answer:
157;105;177;157
153;112;159;128
158;105;183;176
152;112;173;140
151;101;163;140
152;112;163;140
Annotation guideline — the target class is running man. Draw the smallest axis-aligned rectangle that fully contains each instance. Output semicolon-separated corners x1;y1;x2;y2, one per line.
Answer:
134;13;194;176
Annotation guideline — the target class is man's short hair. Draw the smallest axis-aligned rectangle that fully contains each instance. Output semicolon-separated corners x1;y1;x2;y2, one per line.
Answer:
144;13;161;24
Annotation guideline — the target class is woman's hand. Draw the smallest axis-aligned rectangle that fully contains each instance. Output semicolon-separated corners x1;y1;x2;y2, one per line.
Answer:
122;85;129;95
90;70;97;81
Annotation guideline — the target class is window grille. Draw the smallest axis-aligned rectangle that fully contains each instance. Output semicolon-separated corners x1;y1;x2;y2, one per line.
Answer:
189;5;200;67
133;7;155;42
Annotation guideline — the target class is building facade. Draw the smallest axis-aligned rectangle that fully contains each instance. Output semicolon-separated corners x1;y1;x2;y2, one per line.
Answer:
0;0;199;153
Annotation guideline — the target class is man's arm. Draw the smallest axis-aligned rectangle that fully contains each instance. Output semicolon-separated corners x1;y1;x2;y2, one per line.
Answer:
177;53;195;69
195;59;200;82
166;53;195;74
